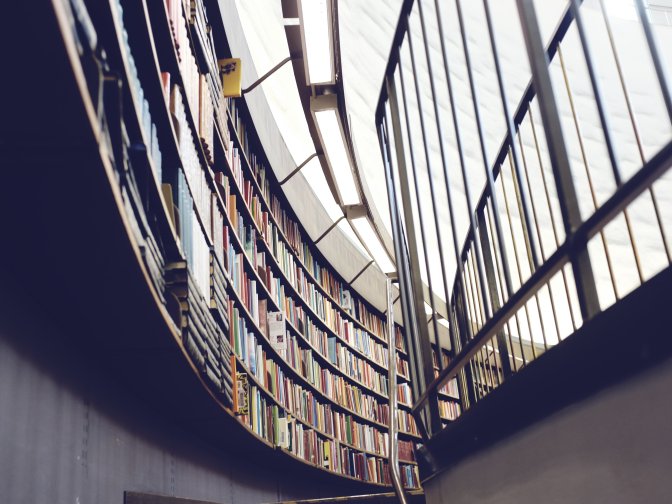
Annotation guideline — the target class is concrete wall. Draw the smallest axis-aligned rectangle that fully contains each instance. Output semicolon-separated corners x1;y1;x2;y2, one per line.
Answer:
424;357;672;504
0;286;340;504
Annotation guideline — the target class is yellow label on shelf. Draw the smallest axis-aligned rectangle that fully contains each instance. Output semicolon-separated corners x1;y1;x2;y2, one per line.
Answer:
219;58;242;97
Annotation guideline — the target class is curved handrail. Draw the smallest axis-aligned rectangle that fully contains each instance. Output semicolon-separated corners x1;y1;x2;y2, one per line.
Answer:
376;0;672;443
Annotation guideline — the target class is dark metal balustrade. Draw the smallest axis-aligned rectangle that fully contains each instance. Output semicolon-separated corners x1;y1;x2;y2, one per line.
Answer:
376;0;672;442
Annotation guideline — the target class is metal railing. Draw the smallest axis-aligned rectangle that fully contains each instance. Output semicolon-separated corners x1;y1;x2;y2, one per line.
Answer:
386;277;408;504
377;0;672;441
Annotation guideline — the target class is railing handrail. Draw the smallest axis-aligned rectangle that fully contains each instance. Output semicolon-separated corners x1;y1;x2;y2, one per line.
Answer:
413;137;672;417
386;277;408;503
376;0;672;444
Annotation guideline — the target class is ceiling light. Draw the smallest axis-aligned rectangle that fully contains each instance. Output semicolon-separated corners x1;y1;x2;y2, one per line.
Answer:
350;216;396;273
311;95;361;206
297;0;335;85
424;302;433;315
437;316;450;328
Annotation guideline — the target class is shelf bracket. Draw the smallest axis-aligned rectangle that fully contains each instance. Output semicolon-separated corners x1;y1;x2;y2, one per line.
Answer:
313;215;345;245
241;54;300;95
279;153;319;185
384;294;401;315
349;260;375;285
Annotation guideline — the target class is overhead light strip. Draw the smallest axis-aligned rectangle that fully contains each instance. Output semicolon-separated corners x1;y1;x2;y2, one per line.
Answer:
297;0;335;84
311;95;361;206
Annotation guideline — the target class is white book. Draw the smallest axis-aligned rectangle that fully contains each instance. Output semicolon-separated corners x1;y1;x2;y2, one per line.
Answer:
268;311;287;359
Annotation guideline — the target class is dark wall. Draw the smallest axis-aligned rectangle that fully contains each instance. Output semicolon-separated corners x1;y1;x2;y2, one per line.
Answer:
423;357;672;504
0;284;341;504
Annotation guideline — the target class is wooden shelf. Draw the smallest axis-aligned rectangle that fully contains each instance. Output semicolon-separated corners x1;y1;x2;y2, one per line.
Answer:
226;109;398;349
220;146;397;376
26;0;424;488
234;355;415;466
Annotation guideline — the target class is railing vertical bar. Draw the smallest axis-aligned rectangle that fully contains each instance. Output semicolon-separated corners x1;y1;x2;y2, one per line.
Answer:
489;186;529;367
480;343;495;392
506;152;550;351
379;94;429;441
415;0;471;373
484;198;521;370
516;129;563;345
465;251;481;329
384;56;443;435
395;33;443;377
454;0;514;306
482;0;540;272
487;343;499;388
598;0;671;268
454;289;478;405
633;0;672;123
467;249;484;330
567;0;622;186
516;0;601;321
462;251;478;334
477;207;513;377
528;107;578;331
386;277;408;504
557;44;627;295
504;320;519;372
434;0;495;324
447;304;469;412
499;160;539;360
469;361;481;400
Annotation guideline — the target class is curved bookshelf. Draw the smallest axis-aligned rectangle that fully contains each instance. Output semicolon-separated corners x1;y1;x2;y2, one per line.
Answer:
225;106;400;350
224;252;395;429
52;0;424;489
221;165;397;387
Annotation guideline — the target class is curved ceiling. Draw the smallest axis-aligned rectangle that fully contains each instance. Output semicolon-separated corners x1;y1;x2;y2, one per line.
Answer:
225;0;672;321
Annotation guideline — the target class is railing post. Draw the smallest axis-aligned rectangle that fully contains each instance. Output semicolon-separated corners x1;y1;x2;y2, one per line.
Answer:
379;72;442;437
515;0;600;321
386;277;408;504
454;286;477;409
477;210;512;378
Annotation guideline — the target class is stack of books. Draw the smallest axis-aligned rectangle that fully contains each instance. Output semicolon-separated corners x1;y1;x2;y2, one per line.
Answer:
210;250;229;330
166;261;233;406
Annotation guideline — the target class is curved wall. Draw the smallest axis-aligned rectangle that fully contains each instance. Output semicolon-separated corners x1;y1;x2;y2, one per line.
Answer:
0;283;357;504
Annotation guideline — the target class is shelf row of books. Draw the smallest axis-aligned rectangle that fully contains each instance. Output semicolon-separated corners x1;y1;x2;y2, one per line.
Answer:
112;0;163;183
174;169;212;300
438;377;460;399
224;207;399;399
218;168;399;376
394;326;408;354
432;346;451;369
151;0;422;485
81;0;169;303
439;400;462;422
228;99;400;346
165;257;233;406
168;81;213;247
396;356;410;378
397;383;413;408
238;380;419;487
169;0;205;158
397;410;420;437
119;137;167;305
164;0;410;387
230;303;404;429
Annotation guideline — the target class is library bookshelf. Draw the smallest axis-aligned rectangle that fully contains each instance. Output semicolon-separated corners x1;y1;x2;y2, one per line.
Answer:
3;0;452;491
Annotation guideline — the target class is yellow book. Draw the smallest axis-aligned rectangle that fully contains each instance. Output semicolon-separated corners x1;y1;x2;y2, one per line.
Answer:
219;58;242;97
323;441;331;469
